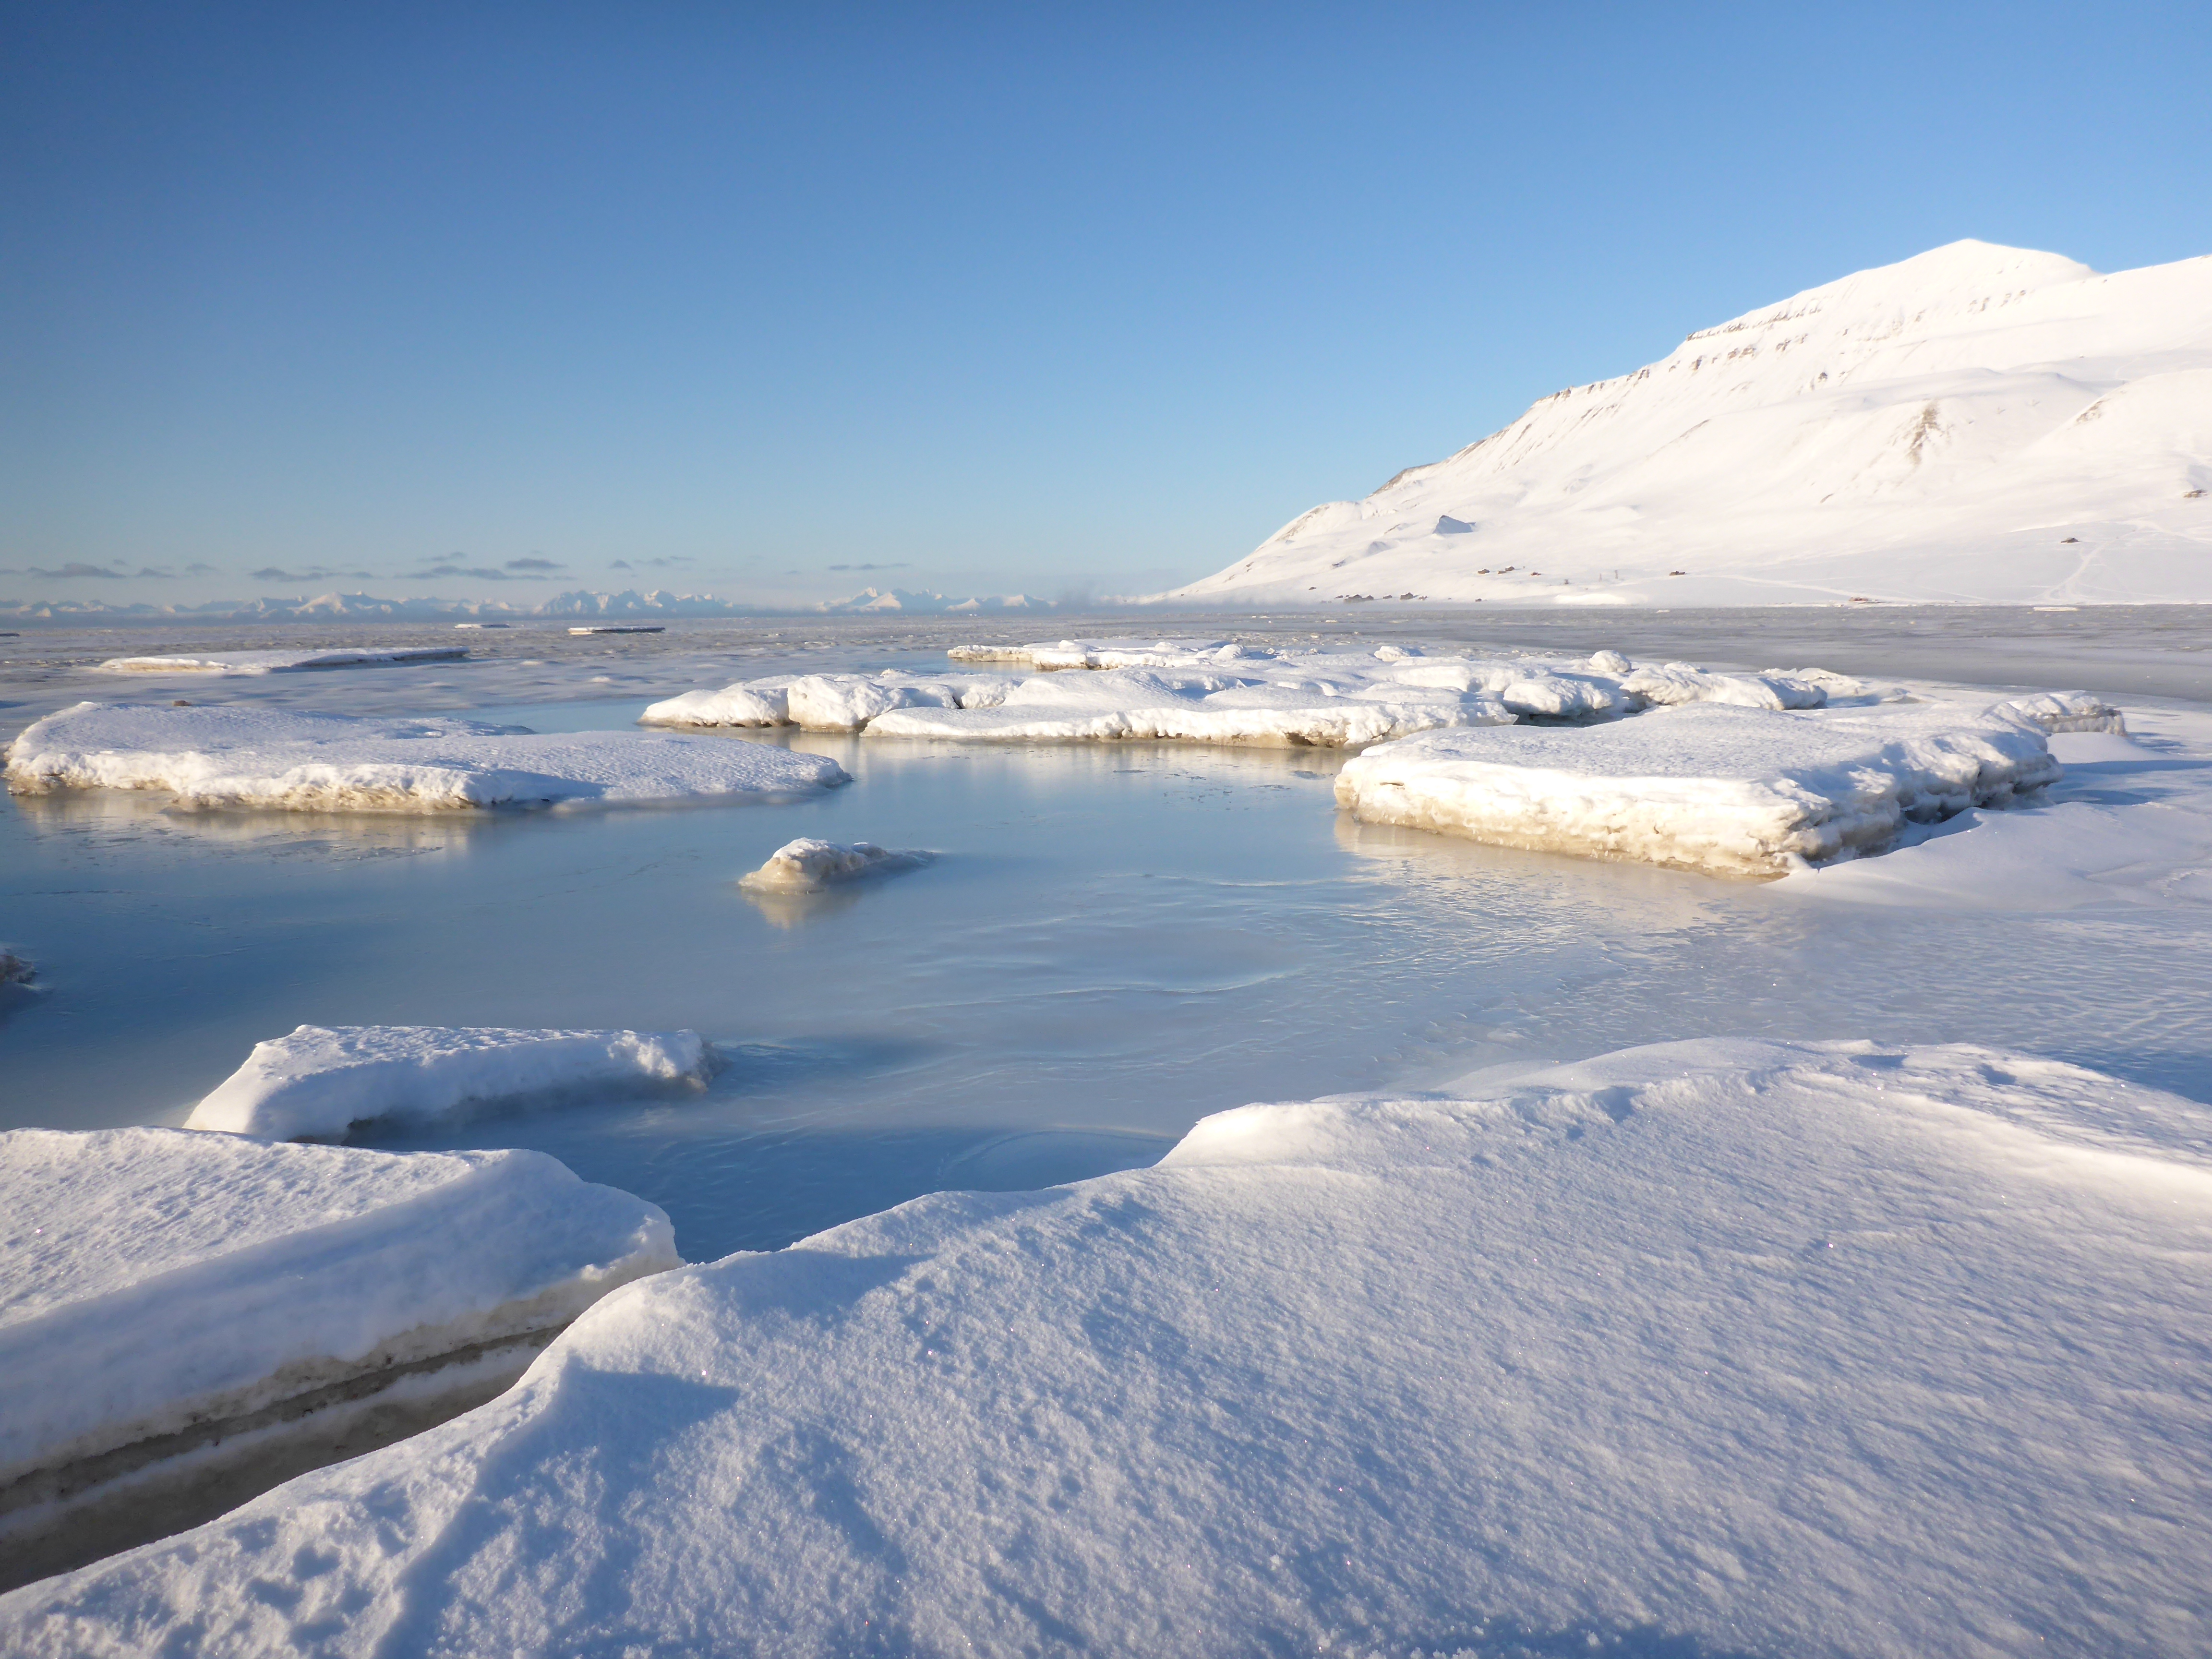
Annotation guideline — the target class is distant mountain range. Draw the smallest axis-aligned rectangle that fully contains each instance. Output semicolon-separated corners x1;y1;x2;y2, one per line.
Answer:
1162;240;2212;607
0;587;1052;625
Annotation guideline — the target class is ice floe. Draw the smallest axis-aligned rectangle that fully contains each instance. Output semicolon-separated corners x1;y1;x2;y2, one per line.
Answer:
2000;689;2127;733
185;1026;717;1141
95;646;466;675
738;839;932;892
1337;699;2059;876
4;702;848;811
9;1039;2205;1652
0;1129;673;1591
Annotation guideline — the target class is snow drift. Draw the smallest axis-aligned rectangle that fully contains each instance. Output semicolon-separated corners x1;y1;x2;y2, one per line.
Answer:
7;1039;2206;1654
1166;241;2212;607
0;1130;674;1591
185;1026;717;1141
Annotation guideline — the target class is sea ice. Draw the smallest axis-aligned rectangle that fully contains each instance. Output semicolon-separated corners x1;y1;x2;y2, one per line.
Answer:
185;1026;717;1141
3;702;849;811
9;1039;2203;1654
93;646;467;675
2000;689;2128;733
737;839;932;891
1336;699;2059;876
0;1128;673;1591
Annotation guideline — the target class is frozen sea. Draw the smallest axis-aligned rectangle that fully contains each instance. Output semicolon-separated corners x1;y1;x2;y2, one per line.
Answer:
3;607;2208;1263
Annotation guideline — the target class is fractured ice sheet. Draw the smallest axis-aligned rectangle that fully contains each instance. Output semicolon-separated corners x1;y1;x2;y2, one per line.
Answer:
185;1025;717;1141
0;1129;673;1590
95;646;467;675
9;1040;2205;1654
737;839;933;892
1336;699;2060;876
3;702;849;811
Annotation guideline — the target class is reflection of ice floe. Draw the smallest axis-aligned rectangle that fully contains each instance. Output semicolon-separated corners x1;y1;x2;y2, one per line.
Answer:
739;839;933;892
20;1039;2207;1653
1338;700;2060;877
186;1025;717;1141
640;643;1906;751
96;646;466;675
0;1127;672;1590
5;702;849;811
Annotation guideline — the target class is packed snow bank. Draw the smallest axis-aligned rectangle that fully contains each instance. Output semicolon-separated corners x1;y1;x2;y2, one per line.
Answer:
738;839;932;892
1337;700;2058;876
11;1039;2206;1654
0;1129;673;1591
4;703;848;810
186;1026;716;1141
94;646;466;675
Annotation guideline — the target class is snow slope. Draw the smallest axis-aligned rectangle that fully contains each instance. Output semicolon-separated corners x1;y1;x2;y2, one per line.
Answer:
0;1130;673;1589
3;702;849;810
1167;241;2212;607
186;1026;716;1140
6;1040;2205;1656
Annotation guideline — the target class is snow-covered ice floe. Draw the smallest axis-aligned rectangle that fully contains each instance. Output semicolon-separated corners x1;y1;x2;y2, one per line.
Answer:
1338;698;2060;876
0;1129;674;1592
639;642;1855;748
3;702;849;811
737;839;932;892
185;1026;716;1141
94;646;466;674
9;1039;2205;1652
1999;689;2127;734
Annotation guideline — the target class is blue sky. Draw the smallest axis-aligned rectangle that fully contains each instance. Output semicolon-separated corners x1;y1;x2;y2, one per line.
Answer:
4;0;2207;608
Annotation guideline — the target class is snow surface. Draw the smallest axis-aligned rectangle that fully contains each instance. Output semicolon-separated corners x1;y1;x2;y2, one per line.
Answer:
1166;241;2212;607
95;646;466;675
8;1039;2206;1656
0;1129;673;1567
1336;699;2059;876
4;702;849;810
185;1026;717;1141
738;839;933;892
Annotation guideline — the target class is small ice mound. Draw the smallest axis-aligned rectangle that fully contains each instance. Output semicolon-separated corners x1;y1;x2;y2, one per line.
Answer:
1620;661;1829;710
0;1128;673;1591
2001;690;2127;734
1336;700;2059;877
739;838;933;892
186;1025;718;1141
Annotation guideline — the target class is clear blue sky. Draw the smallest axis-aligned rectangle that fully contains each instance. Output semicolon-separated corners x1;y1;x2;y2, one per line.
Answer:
5;0;2207;607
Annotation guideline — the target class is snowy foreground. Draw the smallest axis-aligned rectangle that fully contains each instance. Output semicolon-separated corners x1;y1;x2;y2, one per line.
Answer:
94;646;466;675
3;702;847;810
185;1026;716;1141
4;1038;2203;1655
1166;240;2212;608
0;1130;674;1591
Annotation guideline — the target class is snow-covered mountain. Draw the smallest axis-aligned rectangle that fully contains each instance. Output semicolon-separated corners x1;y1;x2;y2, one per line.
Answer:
1166;241;2212;607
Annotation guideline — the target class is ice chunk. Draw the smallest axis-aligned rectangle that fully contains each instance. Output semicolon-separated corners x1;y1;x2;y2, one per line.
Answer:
737;839;932;892
184;1025;716;1141
1336;700;2059;875
783;673;961;731
15;1040;2206;1652
94;646;466;675
0;1128;673;1590
2000;689;2127;733
3;702;848;811
1620;660;1829;710
639;681;791;727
